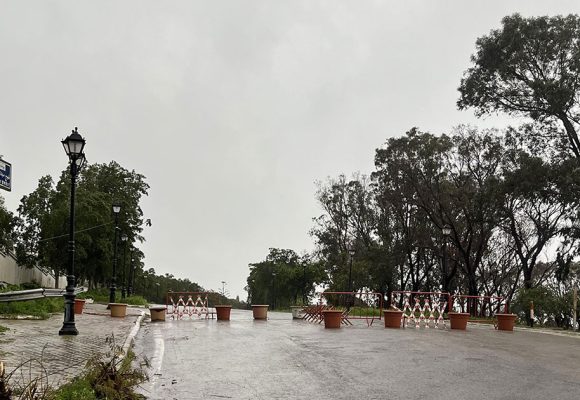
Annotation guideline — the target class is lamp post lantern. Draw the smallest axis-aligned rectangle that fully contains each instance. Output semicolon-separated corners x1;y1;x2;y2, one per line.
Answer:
109;204;121;304
121;234;128;299
59;127;86;336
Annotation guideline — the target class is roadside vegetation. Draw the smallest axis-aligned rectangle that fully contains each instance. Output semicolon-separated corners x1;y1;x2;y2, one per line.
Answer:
247;14;580;330
0;336;148;400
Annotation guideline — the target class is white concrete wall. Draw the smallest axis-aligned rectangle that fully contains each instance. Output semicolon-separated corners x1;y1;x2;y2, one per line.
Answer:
0;251;66;288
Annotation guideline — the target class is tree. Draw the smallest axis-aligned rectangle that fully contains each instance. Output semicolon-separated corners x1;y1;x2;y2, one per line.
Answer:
458;14;580;157
246;248;326;307
0;195;14;254
14;161;150;288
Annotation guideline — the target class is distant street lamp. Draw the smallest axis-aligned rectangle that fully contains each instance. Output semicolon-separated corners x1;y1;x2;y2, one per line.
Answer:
128;254;134;296
155;282;160;302
347;246;355;293
121;234;128;299
59;127;86;336
441;224;452;294
272;272;277;310
347;246;355;310
109;204;121;304
302;263;307;305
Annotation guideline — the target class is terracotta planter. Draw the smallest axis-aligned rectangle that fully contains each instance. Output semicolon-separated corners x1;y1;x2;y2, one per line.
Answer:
109;303;128;318
74;299;86;315
290;306;305;319
496;313;517;331
448;312;470;330
383;309;404;328
149;306;167;322
252;304;269;320
322;310;343;329
215;305;232;321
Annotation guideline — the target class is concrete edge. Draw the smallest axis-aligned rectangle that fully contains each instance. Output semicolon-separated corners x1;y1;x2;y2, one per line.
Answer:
122;310;145;355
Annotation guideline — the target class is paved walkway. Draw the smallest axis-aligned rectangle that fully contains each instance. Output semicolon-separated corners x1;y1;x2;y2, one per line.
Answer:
134;310;580;400
0;302;144;389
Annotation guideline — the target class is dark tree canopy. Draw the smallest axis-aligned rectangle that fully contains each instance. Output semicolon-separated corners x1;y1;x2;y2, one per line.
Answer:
458;14;580;157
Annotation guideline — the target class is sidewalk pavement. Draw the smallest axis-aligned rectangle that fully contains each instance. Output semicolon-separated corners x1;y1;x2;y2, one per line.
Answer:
0;302;145;389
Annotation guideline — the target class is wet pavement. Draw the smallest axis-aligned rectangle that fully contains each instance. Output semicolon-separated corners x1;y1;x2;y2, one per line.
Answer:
133;309;580;400
0;302;144;388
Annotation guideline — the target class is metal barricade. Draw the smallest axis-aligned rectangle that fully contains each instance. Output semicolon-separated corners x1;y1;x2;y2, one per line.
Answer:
390;291;450;329
315;291;383;327
450;294;508;318
166;292;219;320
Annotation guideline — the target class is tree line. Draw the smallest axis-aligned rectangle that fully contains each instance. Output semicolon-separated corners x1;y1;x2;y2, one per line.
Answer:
0;161;210;304
247;14;580;327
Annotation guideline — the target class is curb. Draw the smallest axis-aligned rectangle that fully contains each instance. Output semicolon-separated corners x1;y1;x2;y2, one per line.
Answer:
122;310;145;355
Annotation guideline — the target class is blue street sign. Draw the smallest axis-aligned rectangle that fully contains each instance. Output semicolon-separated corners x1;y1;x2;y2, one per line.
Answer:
0;159;11;192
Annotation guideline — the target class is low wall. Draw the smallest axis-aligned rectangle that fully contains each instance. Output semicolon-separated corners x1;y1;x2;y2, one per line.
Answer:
0;251;66;288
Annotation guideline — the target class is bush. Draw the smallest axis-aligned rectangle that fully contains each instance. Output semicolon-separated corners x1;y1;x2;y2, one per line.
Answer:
512;286;572;328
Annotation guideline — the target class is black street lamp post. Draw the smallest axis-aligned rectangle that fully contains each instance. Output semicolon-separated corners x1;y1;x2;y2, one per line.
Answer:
59;127;86;336
109;204;121;304
121;234;128;299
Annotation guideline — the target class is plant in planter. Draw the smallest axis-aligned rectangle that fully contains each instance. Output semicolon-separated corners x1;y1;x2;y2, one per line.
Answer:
322;309;343;329
74;298;86;315
251;304;269;320
495;313;517;331
383;306;404;329
109;303;128;318
448;312;470;330
215;305;232;321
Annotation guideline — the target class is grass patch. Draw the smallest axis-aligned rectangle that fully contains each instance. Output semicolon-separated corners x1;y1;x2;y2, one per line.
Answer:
125;296;147;306
0;325;7;333
0;297;63;319
77;289;148;306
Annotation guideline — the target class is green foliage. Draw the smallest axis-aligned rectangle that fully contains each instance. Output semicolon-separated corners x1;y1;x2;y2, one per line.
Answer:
246;248;326;309
80;340;147;400
0;195;15;253
124;296;147;306
512;287;572;328
0;297;63;319
14;161;150;289
50;378;96;400
458;13;580;157
0;325;8;333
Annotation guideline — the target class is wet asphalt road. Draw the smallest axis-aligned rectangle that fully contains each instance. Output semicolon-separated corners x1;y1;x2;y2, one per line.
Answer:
133;309;580;400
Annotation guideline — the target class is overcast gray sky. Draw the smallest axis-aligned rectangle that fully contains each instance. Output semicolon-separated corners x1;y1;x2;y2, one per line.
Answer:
2;1;580;299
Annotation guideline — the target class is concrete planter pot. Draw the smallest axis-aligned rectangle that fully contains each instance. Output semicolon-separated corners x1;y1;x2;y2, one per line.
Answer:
448;312;470;330
109;303;128;318
74;299;86;315
252;305;269;320
496;313;517;331
215;305;232;321
290;306;305;319
322;310;343;329
149;306;167;322
383;310;404;328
